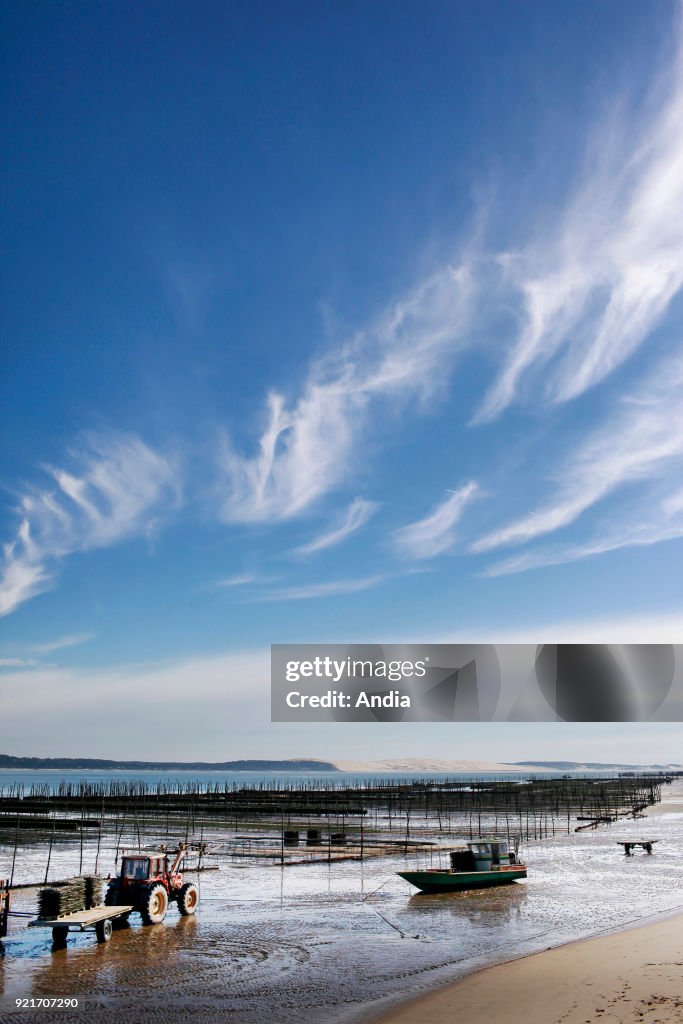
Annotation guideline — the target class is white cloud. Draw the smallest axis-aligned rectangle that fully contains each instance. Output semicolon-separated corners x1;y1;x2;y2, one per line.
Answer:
0;433;179;616
0;650;269;714
393;482;479;559
210;572;271;589
472;351;683;555
30;632;97;655
219;262;475;523
662;487;683;516
0;555;53;620
476;29;683;421
248;575;387;602
483;489;683;577
440;611;683;644
0;649;270;759
290;498;379;557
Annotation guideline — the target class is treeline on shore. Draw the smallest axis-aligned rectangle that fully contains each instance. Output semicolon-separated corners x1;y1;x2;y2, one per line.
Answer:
0;755;339;772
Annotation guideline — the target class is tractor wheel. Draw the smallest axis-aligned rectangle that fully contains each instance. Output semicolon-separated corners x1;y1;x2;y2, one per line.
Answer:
105;883;130;926
95;918;113;944
140;883;168;925
178;882;199;916
104;883;120;906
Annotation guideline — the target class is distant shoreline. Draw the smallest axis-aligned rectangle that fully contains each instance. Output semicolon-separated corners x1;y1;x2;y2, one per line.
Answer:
1;755;680;773
0;756;339;772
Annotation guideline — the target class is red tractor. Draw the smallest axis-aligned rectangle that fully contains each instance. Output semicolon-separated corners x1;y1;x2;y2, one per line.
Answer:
105;843;199;925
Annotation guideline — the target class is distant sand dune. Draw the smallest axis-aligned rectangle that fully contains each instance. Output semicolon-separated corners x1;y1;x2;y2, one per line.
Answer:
332;758;682;773
333;758;529;772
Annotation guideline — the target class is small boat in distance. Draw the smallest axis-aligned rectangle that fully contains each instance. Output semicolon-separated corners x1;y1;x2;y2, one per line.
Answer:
398;838;527;894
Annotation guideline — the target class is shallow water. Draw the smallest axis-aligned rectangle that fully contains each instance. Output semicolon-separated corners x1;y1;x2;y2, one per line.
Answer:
1;781;682;1024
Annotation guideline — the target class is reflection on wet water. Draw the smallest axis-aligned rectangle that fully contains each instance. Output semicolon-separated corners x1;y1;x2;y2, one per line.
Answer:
1;784;682;1024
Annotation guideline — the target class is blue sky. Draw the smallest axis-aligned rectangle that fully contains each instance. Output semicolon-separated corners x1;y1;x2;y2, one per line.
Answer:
1;1;682;761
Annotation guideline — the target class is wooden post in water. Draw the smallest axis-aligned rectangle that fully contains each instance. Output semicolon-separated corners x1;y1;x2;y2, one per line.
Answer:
44;818;56;885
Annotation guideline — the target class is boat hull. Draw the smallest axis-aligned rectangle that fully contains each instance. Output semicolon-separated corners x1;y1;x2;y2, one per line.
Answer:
398;866;527;893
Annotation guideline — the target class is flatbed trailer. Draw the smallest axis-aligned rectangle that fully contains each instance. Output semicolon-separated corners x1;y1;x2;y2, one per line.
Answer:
29;904;134;947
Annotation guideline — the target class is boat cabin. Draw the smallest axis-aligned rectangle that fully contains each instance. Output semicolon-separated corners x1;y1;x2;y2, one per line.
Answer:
450;839;514;873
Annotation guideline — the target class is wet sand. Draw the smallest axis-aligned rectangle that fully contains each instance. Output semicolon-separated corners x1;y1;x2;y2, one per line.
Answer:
373;912;683;1024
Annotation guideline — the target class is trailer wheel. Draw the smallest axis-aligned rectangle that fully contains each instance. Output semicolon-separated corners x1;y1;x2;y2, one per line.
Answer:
95;918;113;943
178;882;199;915
111;912;130;929
52;927;68;949
140;883;168;925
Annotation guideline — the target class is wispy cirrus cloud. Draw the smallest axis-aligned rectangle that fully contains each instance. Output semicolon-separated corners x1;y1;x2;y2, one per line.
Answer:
30;632;97;655
219;262;475;524
0;631;96;669
393;482;479;559
290;498;379;557
211;572;261;588
0;555;52;623
663;487;683;516
208;572;280;590
0;433;179;616
472;350;683;560
246;574;388;602
476;30;683;422
483;491;683;577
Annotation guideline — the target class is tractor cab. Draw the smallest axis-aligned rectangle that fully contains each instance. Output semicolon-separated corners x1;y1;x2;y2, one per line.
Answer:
120;855;162;883
119;852;184;889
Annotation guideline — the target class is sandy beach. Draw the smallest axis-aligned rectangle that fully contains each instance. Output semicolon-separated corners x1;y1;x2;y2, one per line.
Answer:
373;912;683;1024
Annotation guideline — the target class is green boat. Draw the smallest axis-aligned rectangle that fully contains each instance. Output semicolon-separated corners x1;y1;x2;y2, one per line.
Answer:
398;839;527;893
